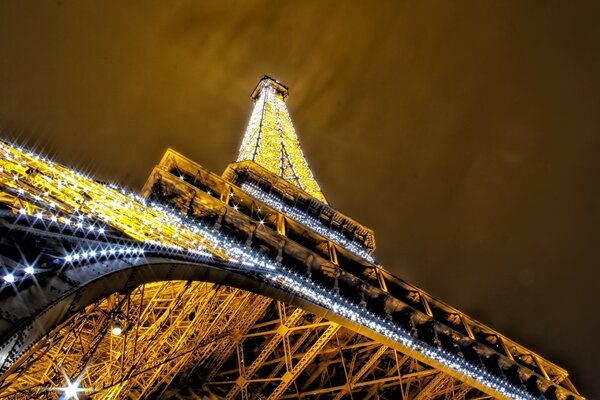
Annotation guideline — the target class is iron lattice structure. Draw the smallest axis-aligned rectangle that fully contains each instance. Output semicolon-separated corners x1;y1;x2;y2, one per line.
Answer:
237;78;326;203
0;76;583;400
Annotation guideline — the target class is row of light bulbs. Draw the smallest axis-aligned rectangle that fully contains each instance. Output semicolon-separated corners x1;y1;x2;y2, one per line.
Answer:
241;182;375;262
262;269;535;400
0;140;538;400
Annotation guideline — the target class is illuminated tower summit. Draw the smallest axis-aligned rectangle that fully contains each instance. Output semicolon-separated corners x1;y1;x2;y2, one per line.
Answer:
0;76;584;399
237;76;326;202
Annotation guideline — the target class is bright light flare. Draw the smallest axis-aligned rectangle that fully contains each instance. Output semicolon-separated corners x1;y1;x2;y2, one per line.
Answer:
56;369;86;400
64;382;79;399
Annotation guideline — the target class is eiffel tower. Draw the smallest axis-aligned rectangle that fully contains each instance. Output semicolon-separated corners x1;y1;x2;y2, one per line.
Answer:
0;76;583;399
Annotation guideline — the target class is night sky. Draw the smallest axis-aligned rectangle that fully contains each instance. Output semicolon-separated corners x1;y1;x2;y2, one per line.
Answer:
0;1;598;397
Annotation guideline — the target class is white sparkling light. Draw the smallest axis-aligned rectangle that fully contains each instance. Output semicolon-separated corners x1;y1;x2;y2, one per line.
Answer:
64;382;79;399
241;182;374;262
0;140;547;400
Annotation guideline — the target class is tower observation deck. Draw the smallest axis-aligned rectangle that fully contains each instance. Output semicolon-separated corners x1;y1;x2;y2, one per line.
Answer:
0;76;583;399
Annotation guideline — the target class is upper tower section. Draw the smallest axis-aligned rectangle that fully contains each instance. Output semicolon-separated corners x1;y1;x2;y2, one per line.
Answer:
237;76;327;203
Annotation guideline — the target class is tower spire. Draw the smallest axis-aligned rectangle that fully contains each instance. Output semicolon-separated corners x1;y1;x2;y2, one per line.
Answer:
237;76;327;203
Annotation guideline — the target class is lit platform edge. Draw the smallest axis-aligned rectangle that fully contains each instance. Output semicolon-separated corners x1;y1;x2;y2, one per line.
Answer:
152;148;375;256
237;75;327;203
0;139;583;400
251;75;289;100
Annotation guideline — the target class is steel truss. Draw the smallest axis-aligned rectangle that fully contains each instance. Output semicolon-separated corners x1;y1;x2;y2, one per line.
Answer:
0;76;583;400
0;280;492;399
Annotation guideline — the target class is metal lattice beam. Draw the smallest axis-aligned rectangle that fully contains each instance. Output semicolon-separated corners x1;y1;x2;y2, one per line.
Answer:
0;75;583;400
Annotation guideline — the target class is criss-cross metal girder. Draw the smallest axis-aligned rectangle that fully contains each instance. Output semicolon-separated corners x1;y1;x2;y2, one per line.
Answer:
0;77;583;400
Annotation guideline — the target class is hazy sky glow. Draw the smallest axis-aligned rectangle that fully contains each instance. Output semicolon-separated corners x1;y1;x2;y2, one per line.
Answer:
0;1;598;397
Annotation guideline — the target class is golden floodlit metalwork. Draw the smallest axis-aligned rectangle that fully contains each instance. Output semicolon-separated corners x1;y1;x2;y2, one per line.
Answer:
237;77;326;203
0;76;583;399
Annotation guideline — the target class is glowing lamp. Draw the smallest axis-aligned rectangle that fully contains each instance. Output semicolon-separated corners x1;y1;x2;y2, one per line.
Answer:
111;320;123;336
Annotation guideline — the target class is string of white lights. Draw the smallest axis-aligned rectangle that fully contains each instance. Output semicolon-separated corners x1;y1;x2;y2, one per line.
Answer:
260;270;534;400
241;182;374;262
0;140;538;399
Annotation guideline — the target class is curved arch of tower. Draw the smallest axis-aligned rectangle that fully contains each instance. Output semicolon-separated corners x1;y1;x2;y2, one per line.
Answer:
0;76;583;399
